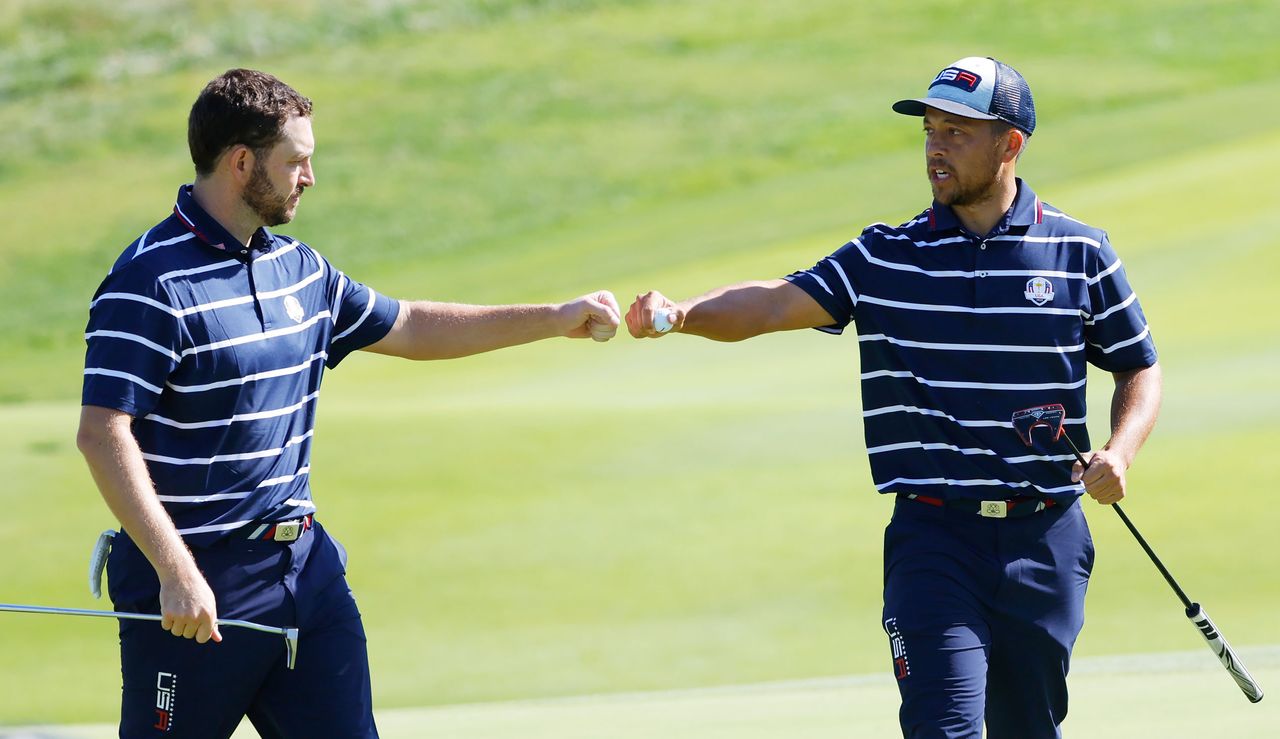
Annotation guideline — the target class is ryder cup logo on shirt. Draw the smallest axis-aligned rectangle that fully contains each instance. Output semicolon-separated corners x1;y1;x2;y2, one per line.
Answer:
1024;277;1055;306
284;295;306;323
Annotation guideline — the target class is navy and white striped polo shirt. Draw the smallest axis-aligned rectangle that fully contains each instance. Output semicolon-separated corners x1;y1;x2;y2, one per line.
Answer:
82;185;400;546
786;179;1157;501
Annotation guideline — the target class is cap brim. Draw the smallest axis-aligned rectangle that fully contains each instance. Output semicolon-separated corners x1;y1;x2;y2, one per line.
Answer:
892;97;999;121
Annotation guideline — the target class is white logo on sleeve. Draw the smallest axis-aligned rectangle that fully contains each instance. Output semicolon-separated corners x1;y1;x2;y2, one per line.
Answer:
284;295;306;323
1024;277;1055;306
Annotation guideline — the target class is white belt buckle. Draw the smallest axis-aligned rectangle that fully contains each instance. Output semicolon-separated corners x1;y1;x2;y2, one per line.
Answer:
273;521;303;542
979;500;1008;519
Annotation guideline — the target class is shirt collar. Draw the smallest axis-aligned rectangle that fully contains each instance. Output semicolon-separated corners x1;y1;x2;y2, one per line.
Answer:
927;178;1043;236
173;184;274;260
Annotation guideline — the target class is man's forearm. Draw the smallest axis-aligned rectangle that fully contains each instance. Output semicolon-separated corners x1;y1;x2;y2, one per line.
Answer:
1104;362;1163;467
76;406;200;586
679;280;828;342
401;301;564;359
367;292;619;360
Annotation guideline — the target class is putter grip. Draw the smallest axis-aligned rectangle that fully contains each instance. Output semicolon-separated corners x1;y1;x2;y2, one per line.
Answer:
1186;602;1264;703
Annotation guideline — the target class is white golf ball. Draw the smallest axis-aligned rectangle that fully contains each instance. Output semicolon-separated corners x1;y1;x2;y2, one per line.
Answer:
653;310;676;334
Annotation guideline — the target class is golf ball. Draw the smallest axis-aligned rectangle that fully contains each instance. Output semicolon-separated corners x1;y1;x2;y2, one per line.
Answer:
653;310;676;334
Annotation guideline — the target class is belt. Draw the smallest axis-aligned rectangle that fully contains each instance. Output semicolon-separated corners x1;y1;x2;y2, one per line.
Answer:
244;515;313;541
898;494;1056;519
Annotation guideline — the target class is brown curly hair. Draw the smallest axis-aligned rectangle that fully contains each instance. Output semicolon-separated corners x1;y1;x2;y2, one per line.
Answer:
188;69;312;176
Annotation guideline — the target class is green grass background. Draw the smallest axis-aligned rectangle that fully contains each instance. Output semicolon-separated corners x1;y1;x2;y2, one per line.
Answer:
1;0;1278;733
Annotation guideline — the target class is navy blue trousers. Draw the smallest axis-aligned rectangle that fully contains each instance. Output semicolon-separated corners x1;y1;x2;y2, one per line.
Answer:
882;496;1094;739
106;521;377;738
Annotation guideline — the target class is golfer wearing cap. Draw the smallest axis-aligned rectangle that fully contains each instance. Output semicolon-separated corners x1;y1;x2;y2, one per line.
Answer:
78;68;620;738
626;57;1162;737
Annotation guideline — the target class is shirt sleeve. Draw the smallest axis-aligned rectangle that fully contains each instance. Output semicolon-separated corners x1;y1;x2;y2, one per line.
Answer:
82;264;185;418
782;235;867;334
1084;233;1158;371
325;265;401;369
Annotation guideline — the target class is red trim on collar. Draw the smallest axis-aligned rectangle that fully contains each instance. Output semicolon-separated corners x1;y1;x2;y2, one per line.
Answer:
173;205;227;251
1035;198;1043;224
927;208;936;230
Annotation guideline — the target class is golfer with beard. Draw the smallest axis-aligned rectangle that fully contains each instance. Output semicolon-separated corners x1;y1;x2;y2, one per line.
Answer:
626;57;1162;738
78;69;620;738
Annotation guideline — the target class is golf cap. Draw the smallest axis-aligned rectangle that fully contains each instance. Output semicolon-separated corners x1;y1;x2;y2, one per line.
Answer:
893;56;1036;136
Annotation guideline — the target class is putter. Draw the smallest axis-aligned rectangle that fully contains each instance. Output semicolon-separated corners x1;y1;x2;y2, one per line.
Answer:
0;603;299;670
1012;403;1264;703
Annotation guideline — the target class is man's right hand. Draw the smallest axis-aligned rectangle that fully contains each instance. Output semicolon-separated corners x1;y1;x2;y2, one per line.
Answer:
626;291;684;338
159;570;221;644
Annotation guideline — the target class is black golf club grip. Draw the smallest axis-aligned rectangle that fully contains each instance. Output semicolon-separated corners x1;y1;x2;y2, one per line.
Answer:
1186;602;1264;703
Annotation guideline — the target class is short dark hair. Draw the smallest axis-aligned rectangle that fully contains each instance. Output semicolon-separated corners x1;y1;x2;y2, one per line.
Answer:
188;69;313;176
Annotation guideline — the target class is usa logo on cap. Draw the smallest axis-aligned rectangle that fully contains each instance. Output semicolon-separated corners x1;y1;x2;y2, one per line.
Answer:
930;67;981;93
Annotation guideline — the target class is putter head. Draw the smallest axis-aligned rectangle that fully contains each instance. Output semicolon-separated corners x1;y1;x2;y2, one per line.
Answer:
1011;404;1066;447
284;628;299;670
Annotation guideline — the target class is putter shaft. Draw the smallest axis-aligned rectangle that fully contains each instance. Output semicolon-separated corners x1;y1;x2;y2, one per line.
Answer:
0;603;299;669
1055;434;1194;609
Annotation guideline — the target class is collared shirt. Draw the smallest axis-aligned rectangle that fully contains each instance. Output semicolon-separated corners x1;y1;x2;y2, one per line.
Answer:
785;179;1157;501
82;185;401;546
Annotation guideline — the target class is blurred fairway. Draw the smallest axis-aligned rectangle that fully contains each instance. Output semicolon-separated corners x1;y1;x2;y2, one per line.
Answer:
7;649;1280;737
2;0;1278;735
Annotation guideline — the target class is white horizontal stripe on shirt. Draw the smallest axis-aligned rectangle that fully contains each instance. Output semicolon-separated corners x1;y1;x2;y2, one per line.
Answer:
1087;258;1124;286
178;266;323;316
866;441;1080;466
867;441;995;456
158;491;250;503
142;429;314;466
860;369;1088;391
256;240;301;263
1089;325;1151;355
281;499;317;510
988;234;1102;249
144;391;320;430
99;267;325;319
1084;292;1137;325
858;333;1084;354
83;367;164;395
1004;453;1079;464
157;258;240;283
865;226;969;248
175;520;256;535
84;330;180;362
156;466;311;503
181;311;331;358
875;476;1083;494
89;292;173;315
167;352;327;393
862;403;1088;429
136;231;195;257
857;293;1084;317
850;238;1088;280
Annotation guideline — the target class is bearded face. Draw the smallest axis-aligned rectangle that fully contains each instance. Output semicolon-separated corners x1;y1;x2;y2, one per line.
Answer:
241;155;303;227
923;112;1011;210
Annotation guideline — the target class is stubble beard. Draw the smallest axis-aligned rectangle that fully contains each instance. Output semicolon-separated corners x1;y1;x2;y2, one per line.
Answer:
936;159;1003;208
242;159;300;227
